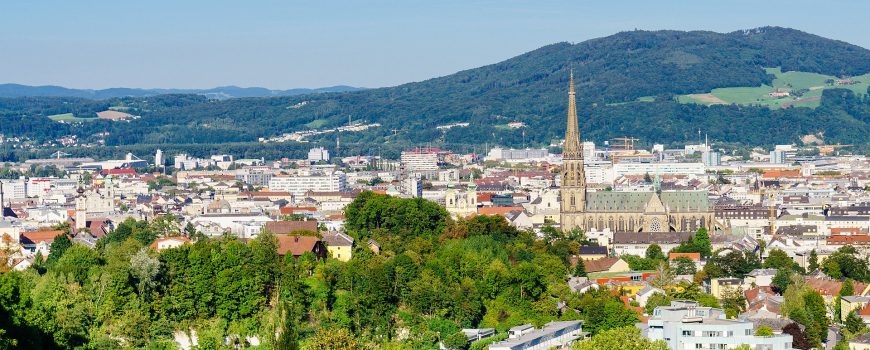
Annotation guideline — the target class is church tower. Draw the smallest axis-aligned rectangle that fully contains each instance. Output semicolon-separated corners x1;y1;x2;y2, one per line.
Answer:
75;182;87;231
560;69;587;231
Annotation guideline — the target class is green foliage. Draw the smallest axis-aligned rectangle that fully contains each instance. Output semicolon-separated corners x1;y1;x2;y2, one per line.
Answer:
621;255;658;271
574;259;587;277
671;228;712;259
645;244;666;261
771;269;792;294
823;246;870;282
755;325;774;336
807;249;819;272
442;331;469;350
469;332;507;350
643;292;673;315
846;310;868;335
720;287;747;319
670;256;696;276
573;327;668;350
763;249;801;272
703;249;760;278
782;322;813;350
46;234;72;265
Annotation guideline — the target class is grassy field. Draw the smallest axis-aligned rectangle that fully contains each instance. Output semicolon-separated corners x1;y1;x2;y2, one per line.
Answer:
47;113;99;122
304;118;329;129
108;106;132;112
679;67;870;109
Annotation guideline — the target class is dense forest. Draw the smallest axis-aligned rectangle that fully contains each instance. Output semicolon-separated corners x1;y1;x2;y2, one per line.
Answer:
0;193;646;349
2;27;870;162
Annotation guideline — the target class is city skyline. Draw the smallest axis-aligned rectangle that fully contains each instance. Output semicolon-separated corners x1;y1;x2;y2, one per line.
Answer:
1;0;869;89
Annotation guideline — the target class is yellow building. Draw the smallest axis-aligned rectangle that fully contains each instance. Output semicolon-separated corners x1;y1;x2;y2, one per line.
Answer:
710;278;744;299
322;231;355;262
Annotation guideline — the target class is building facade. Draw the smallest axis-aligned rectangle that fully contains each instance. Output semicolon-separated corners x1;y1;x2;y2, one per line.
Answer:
559;71;714;233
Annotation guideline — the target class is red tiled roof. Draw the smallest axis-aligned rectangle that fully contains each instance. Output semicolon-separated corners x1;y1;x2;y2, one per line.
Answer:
19;230;66;244
668;252;701;262
477;193;494;202
101;168;137;176
280;207;317;215
828;235;870;245
477;206;524;216
265;221;318;235
584;257;621;273
276;235;320;256
762;170;801;179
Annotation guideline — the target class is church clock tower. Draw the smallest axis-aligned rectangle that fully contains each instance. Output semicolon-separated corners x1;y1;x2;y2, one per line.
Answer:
560;69;587;231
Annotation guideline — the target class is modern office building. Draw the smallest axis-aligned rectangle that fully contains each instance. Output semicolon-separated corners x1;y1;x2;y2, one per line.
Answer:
308;147;330;163
400;149;440;172
268;172;347;196
645;301;793;350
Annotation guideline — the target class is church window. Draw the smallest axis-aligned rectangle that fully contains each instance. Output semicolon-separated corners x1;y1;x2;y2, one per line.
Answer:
618;217;625;231
587;219;594;230
597;217;604;230
700;216;707;228
627;218;634;231
650;218;661;232
608;217;615;230
570;194;575;206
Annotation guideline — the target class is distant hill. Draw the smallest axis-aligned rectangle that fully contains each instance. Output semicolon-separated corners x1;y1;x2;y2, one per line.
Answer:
1;27;869;161
0;84;363;100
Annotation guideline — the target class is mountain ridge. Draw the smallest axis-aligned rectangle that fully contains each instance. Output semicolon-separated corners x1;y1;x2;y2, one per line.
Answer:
0;83;363;100
1;27;869;161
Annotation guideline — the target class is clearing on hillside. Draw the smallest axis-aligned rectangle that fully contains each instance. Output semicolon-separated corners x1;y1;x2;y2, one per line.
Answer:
679;67;870;109
47;113;98;122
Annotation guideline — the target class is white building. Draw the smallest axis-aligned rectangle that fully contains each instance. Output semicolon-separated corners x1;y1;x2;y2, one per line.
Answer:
155;149;164;167
401;150;439;171
613;162;706;177
308;147;330;163
0;178;26;201
489;321;585;350
268;172;347;196
646;301;793;350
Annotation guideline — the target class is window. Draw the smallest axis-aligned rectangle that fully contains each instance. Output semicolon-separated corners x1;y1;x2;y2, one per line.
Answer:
745;329;751;335
682;330;692;336
695;344;702;349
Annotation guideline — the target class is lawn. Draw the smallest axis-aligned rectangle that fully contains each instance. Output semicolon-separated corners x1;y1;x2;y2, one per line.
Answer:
47;113;99;122
679;67;869;109
108;106;132;112
304;118;329;129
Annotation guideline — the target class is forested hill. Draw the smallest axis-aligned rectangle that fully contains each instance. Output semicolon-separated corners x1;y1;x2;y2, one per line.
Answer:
2;27;870;161
0;84;362;100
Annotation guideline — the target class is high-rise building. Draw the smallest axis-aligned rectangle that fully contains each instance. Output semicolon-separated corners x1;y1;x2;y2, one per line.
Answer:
308;147;330;163
268;172;347;196
770;150;786;164
702;151;721;166
155;149;164;167
401;149;439;172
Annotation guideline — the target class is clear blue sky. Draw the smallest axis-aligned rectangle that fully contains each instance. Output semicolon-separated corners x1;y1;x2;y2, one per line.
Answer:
1;0;867;89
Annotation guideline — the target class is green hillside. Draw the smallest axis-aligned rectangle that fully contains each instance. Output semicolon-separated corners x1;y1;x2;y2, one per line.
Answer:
679;68;870;108
2;27;870;161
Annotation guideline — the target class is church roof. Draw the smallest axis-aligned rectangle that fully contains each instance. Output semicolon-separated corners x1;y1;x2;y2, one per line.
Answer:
585;191;710;213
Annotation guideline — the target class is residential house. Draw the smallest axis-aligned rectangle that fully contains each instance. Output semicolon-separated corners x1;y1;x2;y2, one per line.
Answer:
584;257;630;275
489;321;586;350
276;235;327;261
321;231;354;262
265;220;319;235
577;246;608;261
19;230;66;256
150;236;192;252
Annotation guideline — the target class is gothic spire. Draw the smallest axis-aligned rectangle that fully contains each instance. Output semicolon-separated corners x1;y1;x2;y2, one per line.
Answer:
563;68;582;159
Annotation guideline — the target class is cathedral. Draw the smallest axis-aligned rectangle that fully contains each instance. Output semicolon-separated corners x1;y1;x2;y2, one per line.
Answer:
559;71;714;233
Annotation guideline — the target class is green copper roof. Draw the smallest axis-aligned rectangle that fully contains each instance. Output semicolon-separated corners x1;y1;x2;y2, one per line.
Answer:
585;191;710;213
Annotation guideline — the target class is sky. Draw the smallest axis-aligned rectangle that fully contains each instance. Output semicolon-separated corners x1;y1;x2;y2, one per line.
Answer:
1;0;868;90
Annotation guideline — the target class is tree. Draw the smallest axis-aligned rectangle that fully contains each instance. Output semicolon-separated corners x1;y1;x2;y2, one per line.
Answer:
782;322;813;350
763;249;799;271
755;325;774;336
771;268;792;294
671;256;696;276
574;259;587;277
442;331;469;350
302;328;359;350
130;248;160;296
846;310;868;335
643;292;673;315
807;249;819;272
692;228;712;259
46;234;72;264
645;244;665;261
837;278;856;322
720;287;747;319
573;327;668;350
803;290;829;345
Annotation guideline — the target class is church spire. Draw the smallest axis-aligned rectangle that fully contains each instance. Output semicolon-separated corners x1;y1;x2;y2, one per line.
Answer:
563;68;582;159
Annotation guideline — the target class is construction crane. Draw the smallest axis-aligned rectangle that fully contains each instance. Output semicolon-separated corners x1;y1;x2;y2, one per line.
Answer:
610;137;640;151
